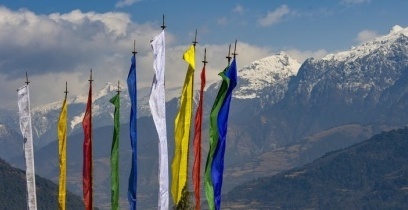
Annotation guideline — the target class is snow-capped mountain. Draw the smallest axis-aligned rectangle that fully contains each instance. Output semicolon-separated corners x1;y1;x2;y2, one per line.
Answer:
234;52;300;100
206;52;301;114
261;25;408;146
291;25;408;104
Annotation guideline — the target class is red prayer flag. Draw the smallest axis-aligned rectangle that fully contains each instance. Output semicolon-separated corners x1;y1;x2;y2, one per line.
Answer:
192;64;206;210
82;78;93;210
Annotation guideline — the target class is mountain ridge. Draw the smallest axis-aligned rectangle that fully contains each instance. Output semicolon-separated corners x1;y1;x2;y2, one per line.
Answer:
223;127;408;209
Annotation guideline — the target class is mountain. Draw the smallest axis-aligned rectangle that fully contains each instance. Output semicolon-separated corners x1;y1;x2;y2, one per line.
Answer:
0;158;84;209
0;123;23;160
0;83;155;149
252;25;408;147
218;25;408;202
206;52;300;118
223;127;408;209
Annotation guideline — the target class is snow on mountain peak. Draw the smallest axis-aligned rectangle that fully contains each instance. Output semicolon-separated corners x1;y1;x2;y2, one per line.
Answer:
390;25;404;34
234;52;301;99
321;25;408;62
72;82;122;104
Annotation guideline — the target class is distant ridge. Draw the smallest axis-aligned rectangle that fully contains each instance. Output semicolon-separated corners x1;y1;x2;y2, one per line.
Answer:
224;127;408;209
0;158;85;209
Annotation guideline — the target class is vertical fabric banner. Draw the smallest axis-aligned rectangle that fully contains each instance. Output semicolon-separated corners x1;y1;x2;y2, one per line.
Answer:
82;80;93;210
211;59;238;210
127;54;138;210
204;66;230;210
192;63;206;210
58;94;68;210
171;44;195;204
110;93;120;210
149;30;169;210
17;85;38;210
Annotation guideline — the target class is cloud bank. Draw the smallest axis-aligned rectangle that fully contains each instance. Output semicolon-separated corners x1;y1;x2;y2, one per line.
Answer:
0;6;324;109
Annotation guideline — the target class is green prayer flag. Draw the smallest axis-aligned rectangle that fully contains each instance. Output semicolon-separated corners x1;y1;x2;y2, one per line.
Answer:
204;66;230;210
110;93;120;210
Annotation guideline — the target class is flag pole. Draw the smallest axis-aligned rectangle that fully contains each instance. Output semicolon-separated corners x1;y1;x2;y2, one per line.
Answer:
232;39;238;59
64;82;68;97
193;29;198;48
25;71;30;85
161;14;166;30
203;48;208;65
226;44;232;65
132;40;137;55
117;80;121;94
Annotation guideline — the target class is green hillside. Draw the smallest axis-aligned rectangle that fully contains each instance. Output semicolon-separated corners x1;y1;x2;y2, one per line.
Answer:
224;127;408;209
0;158;84;210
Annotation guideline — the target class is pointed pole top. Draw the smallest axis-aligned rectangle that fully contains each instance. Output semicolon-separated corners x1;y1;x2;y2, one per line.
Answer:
25;71;30;85
64;81;68;96
161;14;166;30
89;69;93;83
226;44;232;64
132;40;137;55
116;80;121;94
202;48;208;65
192;29;198;47
232;39;238;58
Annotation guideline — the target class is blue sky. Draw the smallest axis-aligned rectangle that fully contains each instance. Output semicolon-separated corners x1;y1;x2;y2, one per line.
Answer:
0;0;407;109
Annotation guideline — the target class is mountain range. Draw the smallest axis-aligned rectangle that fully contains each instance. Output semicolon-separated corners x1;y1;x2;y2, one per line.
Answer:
1;25;408;209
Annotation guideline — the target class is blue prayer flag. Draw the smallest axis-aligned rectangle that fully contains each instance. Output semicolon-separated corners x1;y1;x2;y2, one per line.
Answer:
211;58;238;210
127;54;138;210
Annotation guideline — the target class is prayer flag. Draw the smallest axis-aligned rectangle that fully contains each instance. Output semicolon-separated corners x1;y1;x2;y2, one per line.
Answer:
204;66;230;210
82;79;93;210
211;59;238;210
150;30;169;210
192;59;206;210
58;93;68;210
127;54;138;210
110;93;120;210
17;85;38;210
171;44;195;204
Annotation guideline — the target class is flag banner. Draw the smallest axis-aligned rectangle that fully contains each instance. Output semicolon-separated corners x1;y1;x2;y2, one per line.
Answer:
149;30;169;210
172;44;195;204
17;85;38;210
82;81;93;210
212;59;238;210
192;63;206;210
58;95;68;210
110;93;120;210
127;54;138;210
204;66;230;210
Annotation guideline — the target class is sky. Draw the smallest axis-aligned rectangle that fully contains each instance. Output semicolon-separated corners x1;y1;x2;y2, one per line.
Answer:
0;0;407;109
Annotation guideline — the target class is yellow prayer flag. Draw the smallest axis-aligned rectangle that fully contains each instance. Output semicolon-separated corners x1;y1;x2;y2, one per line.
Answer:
58;96;68;210
171;44;195;204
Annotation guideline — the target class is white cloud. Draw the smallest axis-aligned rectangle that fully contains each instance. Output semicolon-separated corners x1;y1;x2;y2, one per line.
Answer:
233;4;245;15
355;29;379;44
341;0;371;4
258;5;290;27
115;0;142;8
0;6;161;108
0;6;278;109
